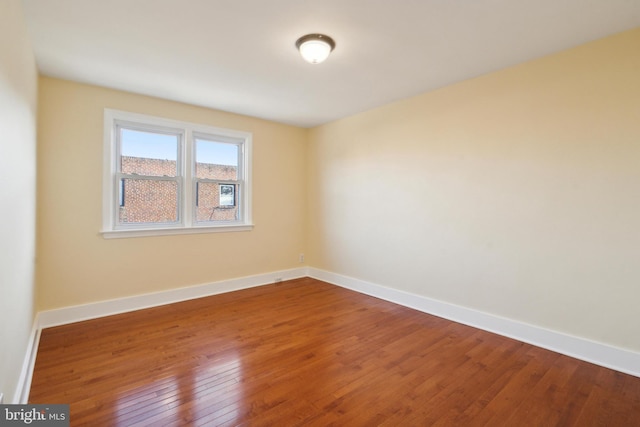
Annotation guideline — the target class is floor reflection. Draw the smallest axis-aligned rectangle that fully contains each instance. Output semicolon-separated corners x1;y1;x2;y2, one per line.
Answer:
114;351;243;426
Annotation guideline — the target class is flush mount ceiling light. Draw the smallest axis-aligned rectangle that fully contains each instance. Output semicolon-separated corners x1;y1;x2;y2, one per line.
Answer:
295;34;336;64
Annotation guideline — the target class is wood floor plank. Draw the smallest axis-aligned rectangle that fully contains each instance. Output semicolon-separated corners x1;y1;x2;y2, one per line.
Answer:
30;278;640;426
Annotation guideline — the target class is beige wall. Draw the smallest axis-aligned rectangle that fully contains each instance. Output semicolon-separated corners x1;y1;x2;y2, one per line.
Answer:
37;78;307;310
308;28;640;352
0;0;38;402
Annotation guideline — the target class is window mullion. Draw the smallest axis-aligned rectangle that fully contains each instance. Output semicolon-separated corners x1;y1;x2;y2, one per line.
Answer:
183;129;193;227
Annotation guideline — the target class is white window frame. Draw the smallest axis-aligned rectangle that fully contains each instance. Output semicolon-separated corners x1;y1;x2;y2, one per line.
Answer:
102;109;253;238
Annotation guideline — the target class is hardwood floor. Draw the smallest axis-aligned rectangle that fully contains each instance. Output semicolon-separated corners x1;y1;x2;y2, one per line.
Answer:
30;278;640;426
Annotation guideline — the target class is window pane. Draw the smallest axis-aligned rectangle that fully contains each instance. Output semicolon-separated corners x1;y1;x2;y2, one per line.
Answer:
121;128;178;177
196;182;239;222
119;178;178;224
195;139;238;180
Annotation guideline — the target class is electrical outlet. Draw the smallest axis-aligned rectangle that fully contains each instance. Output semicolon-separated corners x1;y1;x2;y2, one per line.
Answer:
299;253;305;263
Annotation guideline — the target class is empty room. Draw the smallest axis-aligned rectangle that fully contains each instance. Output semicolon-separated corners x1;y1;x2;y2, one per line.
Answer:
1;0;639;425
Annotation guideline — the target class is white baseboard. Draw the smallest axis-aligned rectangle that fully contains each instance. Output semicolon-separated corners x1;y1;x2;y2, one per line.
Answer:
13;320;41;403
18;267;305;403
37;267;307;329
308;267;640;378
22;265;639;403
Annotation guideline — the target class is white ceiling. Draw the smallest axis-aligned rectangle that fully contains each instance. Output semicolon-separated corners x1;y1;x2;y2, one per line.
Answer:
22;0;640;128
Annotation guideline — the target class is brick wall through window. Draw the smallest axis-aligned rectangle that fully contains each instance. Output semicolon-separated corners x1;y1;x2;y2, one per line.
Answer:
119;156;238;223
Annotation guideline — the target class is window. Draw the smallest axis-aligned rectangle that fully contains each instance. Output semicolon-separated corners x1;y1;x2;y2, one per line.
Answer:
103;109;252;238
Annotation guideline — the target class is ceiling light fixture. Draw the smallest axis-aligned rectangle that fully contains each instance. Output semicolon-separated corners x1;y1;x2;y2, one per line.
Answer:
295;34;335;64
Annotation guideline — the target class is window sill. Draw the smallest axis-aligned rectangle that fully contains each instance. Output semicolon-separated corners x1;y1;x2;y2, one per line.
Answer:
101;224;254;239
